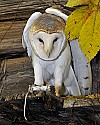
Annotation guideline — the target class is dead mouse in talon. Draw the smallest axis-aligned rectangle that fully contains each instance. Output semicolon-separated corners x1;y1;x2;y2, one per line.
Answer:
29;85;51;93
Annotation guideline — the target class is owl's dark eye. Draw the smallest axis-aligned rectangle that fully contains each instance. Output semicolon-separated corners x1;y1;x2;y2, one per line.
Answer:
53;38;58;44
38;38;44;43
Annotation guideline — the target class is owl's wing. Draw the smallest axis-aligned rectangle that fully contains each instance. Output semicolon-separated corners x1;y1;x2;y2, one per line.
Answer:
65;65;81;96
70;39;92;95
45;7;68;21
22;12;42;57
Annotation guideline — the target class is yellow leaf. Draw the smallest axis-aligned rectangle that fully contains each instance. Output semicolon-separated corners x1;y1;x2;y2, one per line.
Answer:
91;0;100;5
64;6;92;40
79;10;100;62
66;0;90;7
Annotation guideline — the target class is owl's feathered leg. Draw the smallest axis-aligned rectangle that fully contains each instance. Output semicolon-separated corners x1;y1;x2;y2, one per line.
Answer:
32;60;44;86
64;66;81;96
54;67;64;97
54;45;71;97
70;39;92;95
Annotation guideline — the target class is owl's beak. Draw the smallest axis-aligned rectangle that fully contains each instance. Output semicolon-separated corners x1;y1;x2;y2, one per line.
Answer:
44;43;52;58
46;51;51;58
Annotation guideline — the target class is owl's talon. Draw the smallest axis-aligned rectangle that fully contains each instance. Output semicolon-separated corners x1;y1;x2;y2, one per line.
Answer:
33;91;38;95
28;85;34;93
55;86;61;97
46;85;51;91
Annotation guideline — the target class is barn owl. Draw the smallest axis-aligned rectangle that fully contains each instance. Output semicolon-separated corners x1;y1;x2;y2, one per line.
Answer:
22;7;92;96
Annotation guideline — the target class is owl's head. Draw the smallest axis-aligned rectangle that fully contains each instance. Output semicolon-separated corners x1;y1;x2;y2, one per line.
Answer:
29;13;66;61
22;7;68;60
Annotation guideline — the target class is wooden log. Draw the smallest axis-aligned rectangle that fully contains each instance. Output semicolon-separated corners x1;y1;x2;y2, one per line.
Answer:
0;20;26;56
0;0;68;21
0;57;34;100
63;94;100;108
0;0;72;58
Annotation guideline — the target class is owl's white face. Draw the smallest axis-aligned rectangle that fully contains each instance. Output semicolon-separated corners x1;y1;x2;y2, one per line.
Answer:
29;31;66;61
